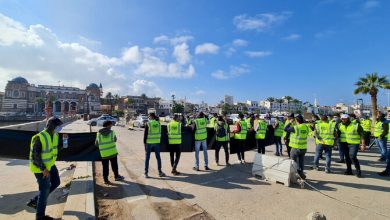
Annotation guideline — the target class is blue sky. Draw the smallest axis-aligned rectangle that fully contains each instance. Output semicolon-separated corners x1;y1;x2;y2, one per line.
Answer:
0;0;389;106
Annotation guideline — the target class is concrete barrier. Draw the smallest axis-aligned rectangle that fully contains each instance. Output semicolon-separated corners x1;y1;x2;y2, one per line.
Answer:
252;153;297;187
0;116;77;131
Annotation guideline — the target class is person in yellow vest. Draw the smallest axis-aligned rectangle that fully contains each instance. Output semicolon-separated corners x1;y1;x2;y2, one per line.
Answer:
273;118;284;156
245;114;253;130
374;112;388;161
332;113;345;163
254;114;267;154
214;116;230;165
192;112;210;171
167;114;182;175
282;113;295;158
207;113;218;128
378;121;390;176
96;121;124;184
27;117;63;219
284;115;309;179
143;113;165;178
360;115;372;149
312;115;336;173
338;114;365;177
232;113;247;163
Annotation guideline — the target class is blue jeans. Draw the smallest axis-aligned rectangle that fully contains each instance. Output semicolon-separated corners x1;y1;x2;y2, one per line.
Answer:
194;140;208;168
145;144;162;174
375;138;388;160
385;148;390;173
33;165;61;219
314;144;333;170
338;140;345;161
345;144;361;171
274;136;282;155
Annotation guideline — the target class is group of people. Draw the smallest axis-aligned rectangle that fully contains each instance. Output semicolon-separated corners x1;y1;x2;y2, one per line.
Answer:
27;109;389;219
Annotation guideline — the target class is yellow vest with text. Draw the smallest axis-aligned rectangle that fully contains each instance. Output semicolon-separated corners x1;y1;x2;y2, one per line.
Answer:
290;124;309;149
315;121;335;146
194;118;207;141
147;120;161;144
346;123;360;145
361;119;371;132
255;120;267;139
235;120;248;140
168;121;182;144
96;130;118;159
374;121;385;138
29;130;59;173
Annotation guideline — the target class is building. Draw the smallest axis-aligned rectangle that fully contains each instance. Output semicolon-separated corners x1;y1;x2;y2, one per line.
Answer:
332;103;352;114
246;100;259;112
1;76;102;115
224;95;233;105
0;92;4;112
260;98;303;113
158;99;173;115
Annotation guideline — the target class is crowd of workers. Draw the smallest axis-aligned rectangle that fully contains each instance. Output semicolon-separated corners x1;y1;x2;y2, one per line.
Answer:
27;109;389;219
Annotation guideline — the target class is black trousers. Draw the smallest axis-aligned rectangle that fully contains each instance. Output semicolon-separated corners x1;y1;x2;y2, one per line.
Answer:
342;143;361;172
169;144;181;169
215;141;229;163
364;131;371;145
236;140;245;161
256;139;266;154
285;138;292;158
102;157;119;180
291;148;306;177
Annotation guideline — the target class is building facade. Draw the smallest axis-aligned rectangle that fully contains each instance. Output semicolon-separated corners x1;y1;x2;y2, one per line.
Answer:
1;77;102;115
224;95;234;105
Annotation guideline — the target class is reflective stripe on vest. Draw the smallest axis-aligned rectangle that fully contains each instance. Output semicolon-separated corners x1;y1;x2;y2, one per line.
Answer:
315;121;335;146
97;130;118;159
255;120;267;139
147;120;161;144
346;123;360;144
361;119;371;132
245;118;252;129
207;117;216;128
215;123;229;142
234;120;248;140
338;123;347;142
274;121;284;137
168;121;182;144
29;130;58;173
290;124;309;149
195;118;207;141
374;121;384;138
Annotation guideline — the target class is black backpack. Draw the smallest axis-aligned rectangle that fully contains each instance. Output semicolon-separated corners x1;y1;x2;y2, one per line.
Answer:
216;124;226;137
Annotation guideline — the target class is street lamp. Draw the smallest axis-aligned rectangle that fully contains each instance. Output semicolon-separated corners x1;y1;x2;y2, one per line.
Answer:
86;91;91;117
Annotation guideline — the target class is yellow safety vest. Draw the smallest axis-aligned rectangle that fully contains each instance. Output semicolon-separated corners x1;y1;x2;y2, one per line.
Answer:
215;123;229;142
146;120;161;144
29;130;59;173
255;120;267;139
208;117;216;128
194;118;207;141
290;124;309;149
96;130;118;159
346;123;360;145
315;121;335;146
274;121;284;137
283;120;295;138
235;120;248;140
168;121;182;144
374;121;385;138
245;118;252;129
361;119;371;132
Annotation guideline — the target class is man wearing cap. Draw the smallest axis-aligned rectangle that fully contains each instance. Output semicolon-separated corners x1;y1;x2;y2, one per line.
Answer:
27;117;63;220
313;115;336;173
338;114;365;177
374;112;388;161
282;113;295;158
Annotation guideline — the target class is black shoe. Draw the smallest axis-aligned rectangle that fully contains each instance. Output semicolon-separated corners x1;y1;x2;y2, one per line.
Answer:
205;166;211;171
378;171;390;177
356;170;362;178
115;175;124;181
42;215;54;220
344;170;353;175
26;199;37;209
104;179;111;185
193;167;200;171
336;160;345;163
378;158;386;162
158;171;166;177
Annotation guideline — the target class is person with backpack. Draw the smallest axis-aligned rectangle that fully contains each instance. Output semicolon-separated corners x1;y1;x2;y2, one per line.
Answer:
214;116;230;165
96;120;124;184
254;114;267;154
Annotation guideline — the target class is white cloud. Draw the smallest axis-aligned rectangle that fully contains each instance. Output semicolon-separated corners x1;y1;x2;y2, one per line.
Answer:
173;43;191;65
122;46;142;64
195;90;206;95
129;79;162;97
153;35;170;44
232;39;248;47
170;35;194;45
364;0;380;9
225;47;236;57
211;65;249;80
244;51;272;58
195;43;219;55
283;34;301;41
79;36;101;48
233;12;291;32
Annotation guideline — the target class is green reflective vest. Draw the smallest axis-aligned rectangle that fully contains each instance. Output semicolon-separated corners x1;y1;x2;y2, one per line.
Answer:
361;119;372;132
208;117;216;128
255;120;267;139
245;118;252;129
96;130;118;159
274;121;284;137
29;130;59;173
374;121;385;138
146;120;161;144
338;123;347;143
315;121;335;146
346;123;360;145
194;118;207;141
235;120;248;140
215;123;229;142
290;124;309;149
168;121;182;144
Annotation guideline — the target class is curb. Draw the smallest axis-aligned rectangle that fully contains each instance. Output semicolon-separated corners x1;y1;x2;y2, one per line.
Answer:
62;162;96;220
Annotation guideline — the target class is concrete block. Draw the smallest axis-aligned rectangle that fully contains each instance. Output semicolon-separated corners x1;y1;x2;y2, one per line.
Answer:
252;153;296;187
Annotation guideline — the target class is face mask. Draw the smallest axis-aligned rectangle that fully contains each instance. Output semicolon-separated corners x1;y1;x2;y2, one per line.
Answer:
54;126;63;133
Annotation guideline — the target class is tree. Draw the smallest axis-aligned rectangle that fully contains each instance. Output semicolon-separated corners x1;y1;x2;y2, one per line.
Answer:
283;96;293;112
35;97;45;113
291;99;301;113
275;98;284;112
354;73;390;126
172;102;184;113
141;93;147;100
266;97;275;113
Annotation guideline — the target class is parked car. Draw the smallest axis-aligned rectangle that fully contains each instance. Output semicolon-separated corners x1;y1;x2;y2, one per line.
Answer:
229;114;240;124
132;115;148;128
87;115;117;126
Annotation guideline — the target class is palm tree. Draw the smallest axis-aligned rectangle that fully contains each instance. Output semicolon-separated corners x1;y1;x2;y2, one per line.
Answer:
275;98;284;112
354;73;390;125
283;96;293;113
266;97;275;113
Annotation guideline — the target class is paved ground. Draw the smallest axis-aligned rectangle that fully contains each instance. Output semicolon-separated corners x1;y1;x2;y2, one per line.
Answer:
96;121;390;220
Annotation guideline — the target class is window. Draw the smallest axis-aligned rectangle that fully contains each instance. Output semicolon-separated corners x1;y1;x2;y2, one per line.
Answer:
13;90;19;98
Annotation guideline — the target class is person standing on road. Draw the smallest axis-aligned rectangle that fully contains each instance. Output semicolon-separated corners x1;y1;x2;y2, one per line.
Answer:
360;115;372;148
192;112;210;171
96;121;124;184
313;115;336;173
374;112;388;161
233;113;248;163
378;125;390;176
283;113;295;158
27;117;63;220
284;115;309;179
273;118;284;156
167;114;182;175
214;116;230;166
143;113;165;178
338;114;365;177
332;113;345;163
254;114;267;154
